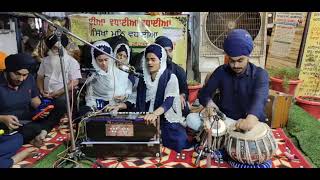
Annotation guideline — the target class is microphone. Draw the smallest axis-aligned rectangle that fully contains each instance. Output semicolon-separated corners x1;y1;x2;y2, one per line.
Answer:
81;68;97;73
118;65;143;78
119;64;130;72
86;72;97;83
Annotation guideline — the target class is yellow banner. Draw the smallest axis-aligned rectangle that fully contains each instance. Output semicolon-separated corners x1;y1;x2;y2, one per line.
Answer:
69;14;188;69
296;12;320;97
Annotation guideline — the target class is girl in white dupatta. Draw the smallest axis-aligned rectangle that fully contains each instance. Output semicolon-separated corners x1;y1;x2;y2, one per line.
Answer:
84;41;116;110
106;44;191;153
112;43;134;103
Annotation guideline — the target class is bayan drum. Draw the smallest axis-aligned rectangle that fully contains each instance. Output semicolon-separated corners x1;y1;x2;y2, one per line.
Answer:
225;122;277;165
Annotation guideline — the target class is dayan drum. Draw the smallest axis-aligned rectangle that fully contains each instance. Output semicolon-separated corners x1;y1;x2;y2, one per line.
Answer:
225;122;278;165
195;117;227;155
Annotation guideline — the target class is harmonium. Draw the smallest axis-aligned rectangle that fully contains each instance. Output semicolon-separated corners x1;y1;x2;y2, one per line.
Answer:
80;112;161;158
264;89;293;128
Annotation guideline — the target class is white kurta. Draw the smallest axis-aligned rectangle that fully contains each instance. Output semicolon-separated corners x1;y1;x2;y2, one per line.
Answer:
37;48;82;93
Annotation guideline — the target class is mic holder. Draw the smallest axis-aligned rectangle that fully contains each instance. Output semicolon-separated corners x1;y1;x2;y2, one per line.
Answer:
54;29;76;153
195;108;222;168
33;12;142;78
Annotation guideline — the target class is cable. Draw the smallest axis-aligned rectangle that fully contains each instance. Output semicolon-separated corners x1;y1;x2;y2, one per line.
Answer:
76;73;94;112
71;81;73;116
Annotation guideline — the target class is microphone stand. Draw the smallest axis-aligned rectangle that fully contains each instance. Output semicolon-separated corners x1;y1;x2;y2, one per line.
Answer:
56;30;76;152
32;12;117;168
195;109;223;168
52;30;102;168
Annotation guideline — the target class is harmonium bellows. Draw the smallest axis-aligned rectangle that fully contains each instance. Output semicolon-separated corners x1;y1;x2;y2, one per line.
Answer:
80;112;161;158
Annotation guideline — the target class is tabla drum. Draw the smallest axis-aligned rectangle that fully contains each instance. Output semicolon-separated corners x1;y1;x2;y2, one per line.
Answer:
195;119;227;155
225;122;278;165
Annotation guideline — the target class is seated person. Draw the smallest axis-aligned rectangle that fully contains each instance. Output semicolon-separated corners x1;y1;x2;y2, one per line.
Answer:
0;53;62;147
77;40;134;117
111;40;135;104
186;29;269;132
37;34;81;123
0;123;38;168
154;36;189;117
106;44;191;153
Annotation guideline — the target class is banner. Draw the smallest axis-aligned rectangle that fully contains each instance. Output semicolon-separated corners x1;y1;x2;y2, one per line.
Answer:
69;14;188;69
296;12;320;97
266;12;307;68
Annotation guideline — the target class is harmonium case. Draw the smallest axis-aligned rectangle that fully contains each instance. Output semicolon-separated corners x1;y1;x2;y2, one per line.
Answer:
80;112;161;158
264;89;293;128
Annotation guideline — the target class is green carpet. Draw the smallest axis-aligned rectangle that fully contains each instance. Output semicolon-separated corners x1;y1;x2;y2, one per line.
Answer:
286;104;320;168
34;145;66;168
33;144;94;168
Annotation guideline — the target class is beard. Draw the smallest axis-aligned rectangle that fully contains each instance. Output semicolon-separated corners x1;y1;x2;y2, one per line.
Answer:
47;49;68;73
232;67;244;74
6;72;23;87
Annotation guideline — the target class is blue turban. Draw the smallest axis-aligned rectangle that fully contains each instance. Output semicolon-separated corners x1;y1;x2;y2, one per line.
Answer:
5;53;36;72
223;29;253;57
145;44;162;60
155;36;173;49
93;45;111;58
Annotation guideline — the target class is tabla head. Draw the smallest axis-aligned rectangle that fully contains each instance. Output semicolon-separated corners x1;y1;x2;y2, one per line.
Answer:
227;122;270;140
210;119;227;137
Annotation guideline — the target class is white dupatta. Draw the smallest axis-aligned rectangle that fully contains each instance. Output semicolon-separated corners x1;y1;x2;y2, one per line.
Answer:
141;44;185;124
85;41;116;107
112;43;133;98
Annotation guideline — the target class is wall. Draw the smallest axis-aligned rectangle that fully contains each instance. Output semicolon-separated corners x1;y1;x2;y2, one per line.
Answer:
0;18;18;55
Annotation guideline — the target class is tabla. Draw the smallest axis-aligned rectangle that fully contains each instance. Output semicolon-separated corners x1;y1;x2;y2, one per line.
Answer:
225;122;278;164
195;119;227;155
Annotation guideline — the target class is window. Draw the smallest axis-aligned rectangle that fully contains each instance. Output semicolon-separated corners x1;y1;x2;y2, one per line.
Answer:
0;15;11;30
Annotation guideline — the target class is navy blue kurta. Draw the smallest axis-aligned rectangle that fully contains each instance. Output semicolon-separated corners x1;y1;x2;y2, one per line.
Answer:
199;63;269;122
0;133;23;168
126;69;190;152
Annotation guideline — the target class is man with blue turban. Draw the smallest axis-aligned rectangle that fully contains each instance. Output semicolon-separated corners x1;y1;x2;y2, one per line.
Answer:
190;29;269;132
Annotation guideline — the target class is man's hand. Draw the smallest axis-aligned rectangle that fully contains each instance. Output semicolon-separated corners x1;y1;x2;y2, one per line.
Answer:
0;115;22;130
235;114;259;132
180;94;186;110
40;90;51;98
114;96;126;103
39;111;50;119
206;100;219;111
144;113;158;126
49;91;60;99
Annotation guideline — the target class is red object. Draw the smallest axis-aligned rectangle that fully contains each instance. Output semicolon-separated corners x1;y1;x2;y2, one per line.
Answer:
270;77;302;96
14;123;69;168
295;96;320;120
188;84;202;105
15;125;312;168
32;105;54;121
92;128;312;168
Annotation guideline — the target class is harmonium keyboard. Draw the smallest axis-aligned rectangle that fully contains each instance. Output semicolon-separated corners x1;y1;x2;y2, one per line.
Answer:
80;112;161;158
